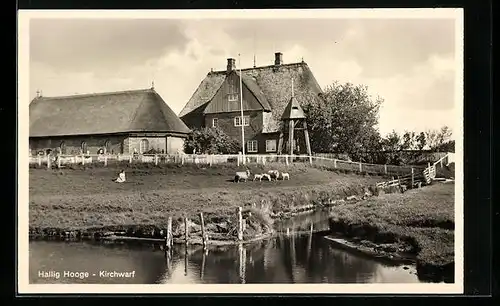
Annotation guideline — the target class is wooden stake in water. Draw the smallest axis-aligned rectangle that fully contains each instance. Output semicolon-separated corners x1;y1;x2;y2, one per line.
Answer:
200;212;208;250
166;217;173;251
184;217;189;246
237;207;243;241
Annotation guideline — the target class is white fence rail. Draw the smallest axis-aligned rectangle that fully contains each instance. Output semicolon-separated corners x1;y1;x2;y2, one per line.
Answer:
29;152;429;176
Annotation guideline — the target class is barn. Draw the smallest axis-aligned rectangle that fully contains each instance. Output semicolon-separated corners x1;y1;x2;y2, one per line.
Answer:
29;88;191;156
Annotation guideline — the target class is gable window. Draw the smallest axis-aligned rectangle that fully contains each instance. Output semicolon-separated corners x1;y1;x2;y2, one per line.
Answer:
139;139;149;154
81;141;87;154
266;139;277;152
234;116;250;127
247;140;258;153
212;118;218;127
228;93;238;101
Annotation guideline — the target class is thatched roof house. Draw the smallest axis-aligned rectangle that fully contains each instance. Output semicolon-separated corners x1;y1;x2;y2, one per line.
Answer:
29;88;190;155
179;52;323;154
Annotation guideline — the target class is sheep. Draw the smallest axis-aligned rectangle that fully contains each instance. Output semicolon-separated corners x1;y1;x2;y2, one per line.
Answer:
267;170;280;181
253;174;263;182
261;173;272;181
234;170;251;183
281;172;290;180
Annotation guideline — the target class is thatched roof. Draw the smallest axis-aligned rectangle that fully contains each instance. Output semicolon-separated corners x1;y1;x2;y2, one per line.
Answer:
29;88;191;137
179;61;323;133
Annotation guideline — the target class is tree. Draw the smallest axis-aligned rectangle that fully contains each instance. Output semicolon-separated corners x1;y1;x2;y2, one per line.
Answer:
302;82;383;162
425;125;453;151
184;127;240;154
416;132;427;151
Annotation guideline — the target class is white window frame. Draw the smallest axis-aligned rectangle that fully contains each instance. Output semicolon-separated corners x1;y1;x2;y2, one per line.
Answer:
247;140;258;153
265;139;277;152
212;118;218;127
234;116;250;127
139;139;149;154
228;93;238;101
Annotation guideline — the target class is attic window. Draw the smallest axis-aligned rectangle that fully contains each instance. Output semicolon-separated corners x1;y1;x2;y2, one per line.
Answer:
292;106;299;110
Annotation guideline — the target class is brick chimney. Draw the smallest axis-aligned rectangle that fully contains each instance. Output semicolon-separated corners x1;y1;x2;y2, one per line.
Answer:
274;52;283;65
227;58;236;73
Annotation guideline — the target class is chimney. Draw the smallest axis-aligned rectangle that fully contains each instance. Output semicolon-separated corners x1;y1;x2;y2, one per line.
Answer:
274;52;283;65
227;58;236;73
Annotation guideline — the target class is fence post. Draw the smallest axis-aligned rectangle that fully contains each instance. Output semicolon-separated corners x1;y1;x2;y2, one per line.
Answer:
209;155;213;167
38;155;42;167
104;154;108;167
129;155;132;164
359;162;362;173
237;155;240;167
200;212;208;250
309;155;312;165
237;207;243;241
47;153;51;169
181;154;185;165
57;155;61;168
411;167;415;188
184;217;189;246
155;154;158;166
285;155;289;166
384;164;388;174
333;159;337;168
262;156;266;166
82;153;85;166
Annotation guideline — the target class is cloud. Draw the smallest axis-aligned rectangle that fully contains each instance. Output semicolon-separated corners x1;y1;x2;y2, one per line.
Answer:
30;19;190;72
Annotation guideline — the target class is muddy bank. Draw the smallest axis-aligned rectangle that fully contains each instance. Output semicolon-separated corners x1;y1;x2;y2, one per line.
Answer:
327;216;454;283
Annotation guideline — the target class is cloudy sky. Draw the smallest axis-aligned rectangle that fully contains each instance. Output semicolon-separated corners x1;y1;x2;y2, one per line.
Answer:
28;12;459;137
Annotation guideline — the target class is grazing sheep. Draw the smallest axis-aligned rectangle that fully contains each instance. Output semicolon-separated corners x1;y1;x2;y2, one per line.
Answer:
261;173;272;181
268;170;280;181
253;174;263;181
281;172;290;180
234;170;251;183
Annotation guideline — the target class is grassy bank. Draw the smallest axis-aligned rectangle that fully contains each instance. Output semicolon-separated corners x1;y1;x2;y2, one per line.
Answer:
29;163;384;243
328;182;455;282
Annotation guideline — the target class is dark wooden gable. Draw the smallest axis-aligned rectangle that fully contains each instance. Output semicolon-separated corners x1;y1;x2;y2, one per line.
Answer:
203;71;265;114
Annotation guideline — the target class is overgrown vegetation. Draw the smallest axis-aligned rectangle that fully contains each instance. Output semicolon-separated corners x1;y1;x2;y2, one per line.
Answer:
183;127;241;154
301;81;454;165
328;183;455;282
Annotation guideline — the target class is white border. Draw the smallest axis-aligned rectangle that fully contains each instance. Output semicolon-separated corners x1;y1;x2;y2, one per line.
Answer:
17;8;464;295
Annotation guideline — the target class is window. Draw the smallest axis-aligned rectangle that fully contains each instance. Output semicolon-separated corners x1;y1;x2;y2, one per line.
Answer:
59;141;66;154
104;140;111;153
234;116;250;127
81;141;87;154
228;93;238;101
212;118;218;127
247;140;258;153
139;139;149;154
266;139;277;152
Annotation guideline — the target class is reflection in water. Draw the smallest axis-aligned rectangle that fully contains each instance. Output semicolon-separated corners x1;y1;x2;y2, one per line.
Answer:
30;231;420;284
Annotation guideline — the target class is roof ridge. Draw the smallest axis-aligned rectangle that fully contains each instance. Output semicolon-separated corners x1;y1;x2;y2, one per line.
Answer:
36;88;154;100
209;62;308;75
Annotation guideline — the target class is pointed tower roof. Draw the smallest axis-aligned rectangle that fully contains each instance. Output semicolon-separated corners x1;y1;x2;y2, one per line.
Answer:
281;78;305;120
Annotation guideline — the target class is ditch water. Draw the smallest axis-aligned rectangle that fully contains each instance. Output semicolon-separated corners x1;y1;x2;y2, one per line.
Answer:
29;209;423;284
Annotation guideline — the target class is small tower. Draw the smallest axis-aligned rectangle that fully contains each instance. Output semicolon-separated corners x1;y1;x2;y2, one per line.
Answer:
277;78;312;156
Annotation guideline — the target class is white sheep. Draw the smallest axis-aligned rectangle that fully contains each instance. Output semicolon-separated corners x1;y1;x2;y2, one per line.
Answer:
234;170;251;183
281;172;290;180
267;170;280;181
253;174;263;181
261;173;272;181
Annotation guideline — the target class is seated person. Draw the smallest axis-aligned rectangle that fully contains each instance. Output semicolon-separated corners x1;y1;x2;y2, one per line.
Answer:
115;170;126;183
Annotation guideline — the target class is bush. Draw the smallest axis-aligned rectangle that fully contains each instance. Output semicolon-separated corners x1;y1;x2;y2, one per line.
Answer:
184;127;241;154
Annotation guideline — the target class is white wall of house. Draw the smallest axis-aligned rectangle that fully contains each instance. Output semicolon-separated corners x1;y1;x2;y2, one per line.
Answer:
167;137;185;154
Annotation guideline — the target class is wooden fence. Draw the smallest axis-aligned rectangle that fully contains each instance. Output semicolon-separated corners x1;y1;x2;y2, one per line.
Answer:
29;152;429;177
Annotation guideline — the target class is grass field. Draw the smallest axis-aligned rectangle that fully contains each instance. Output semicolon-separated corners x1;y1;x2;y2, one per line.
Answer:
29;163;385;231
328;182;455;281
